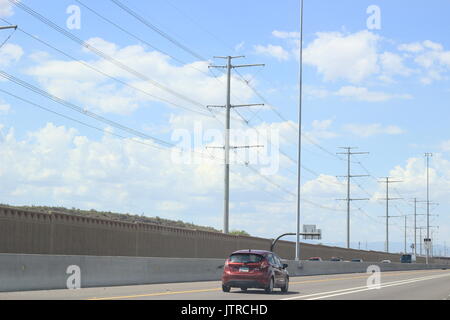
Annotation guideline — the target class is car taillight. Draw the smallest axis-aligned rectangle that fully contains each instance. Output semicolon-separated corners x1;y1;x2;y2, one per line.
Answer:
224;259;230;272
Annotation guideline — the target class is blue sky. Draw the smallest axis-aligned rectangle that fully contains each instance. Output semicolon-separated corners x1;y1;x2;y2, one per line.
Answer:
0;0;449;256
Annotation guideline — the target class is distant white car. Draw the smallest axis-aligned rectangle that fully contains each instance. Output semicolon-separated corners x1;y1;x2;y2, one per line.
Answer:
381;260;392;264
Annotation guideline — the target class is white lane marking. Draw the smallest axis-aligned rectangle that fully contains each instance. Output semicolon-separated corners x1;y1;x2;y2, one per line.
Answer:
307;274;450;300
282;272;450;300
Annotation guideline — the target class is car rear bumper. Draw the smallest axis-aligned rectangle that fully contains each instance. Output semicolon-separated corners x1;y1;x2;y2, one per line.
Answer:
223;279;267;289
222;272;270;289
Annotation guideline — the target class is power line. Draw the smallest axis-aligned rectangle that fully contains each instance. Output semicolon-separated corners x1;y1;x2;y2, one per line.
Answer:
0;19;214;118
8;0;212;114
74;0;214;80
109;0;206;62
234;67;344;162
0;70;225;162
0;88;168;153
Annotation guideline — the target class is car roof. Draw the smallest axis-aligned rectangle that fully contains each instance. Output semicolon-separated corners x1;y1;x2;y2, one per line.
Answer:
231;249;272;256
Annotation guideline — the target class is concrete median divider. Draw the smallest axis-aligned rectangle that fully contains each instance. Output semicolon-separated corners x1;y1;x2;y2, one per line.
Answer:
0;254;448;292
284;260;448;277
0;254;226;292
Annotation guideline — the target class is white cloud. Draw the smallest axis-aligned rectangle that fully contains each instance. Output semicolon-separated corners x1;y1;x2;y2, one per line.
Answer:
388;155;450;201
234;41;245;52
343;123;404;137
310;119;338;140
303;30;381;83
441;140;450;152
0;0;16;17
272;30;300;39
26;38;254;115
0;101;10;114
398;42;424;53
302;174;345;196
253;44;290;61
379;52;414;81
399;40;450;84
423;40;444;51
335;86;412;102
0;43;23;67
0;122;225;211
306;85;412;102
304;85;331;99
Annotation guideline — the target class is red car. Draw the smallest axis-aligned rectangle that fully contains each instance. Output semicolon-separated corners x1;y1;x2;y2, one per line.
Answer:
222;249;289;293
308;257;323;261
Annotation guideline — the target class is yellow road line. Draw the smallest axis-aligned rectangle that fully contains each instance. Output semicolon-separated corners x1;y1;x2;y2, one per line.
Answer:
88;287;221;300
88;269;449;300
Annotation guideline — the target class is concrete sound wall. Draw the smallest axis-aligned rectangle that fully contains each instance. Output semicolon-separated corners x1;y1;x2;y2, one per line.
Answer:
0;254;448;293
0;206;431;263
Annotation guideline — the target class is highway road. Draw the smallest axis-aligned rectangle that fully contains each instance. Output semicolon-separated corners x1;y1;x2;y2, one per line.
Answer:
1;269;449;300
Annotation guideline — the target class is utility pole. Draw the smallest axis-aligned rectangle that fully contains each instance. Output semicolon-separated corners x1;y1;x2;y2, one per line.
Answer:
209;56;264;234
295;0;305;262
404;216;407;254
411;199;437;257
412;199;427;257
337;147;369;249
378;177;402;253
424;153;433;264
429;226;439;258
419;227;424;256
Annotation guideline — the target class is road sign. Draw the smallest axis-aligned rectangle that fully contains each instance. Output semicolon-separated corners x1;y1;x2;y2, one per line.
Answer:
424;238;432;250
303;225;322;240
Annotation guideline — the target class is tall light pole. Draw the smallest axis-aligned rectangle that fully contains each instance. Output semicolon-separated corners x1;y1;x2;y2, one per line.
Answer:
295;0;304;261
0;26;18;31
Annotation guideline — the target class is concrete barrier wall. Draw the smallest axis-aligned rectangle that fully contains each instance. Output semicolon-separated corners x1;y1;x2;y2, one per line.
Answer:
0;206;437;264
0;254;448;293
285;260;449;277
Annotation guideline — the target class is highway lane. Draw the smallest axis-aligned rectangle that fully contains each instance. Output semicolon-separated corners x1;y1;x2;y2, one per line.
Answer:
0;269;449;300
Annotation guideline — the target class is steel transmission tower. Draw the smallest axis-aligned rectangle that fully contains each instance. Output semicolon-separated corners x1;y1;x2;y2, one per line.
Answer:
378;177;402;253
424;153;433;264
337;147;369;249
209;56;264;234
412;198;427;257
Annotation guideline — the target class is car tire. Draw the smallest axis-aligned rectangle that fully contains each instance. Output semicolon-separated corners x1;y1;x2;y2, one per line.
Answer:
222;285;231;293
265;277;274;294
281;277;289;293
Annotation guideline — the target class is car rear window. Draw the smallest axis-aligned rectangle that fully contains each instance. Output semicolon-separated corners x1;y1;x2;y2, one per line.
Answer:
229;254;263;263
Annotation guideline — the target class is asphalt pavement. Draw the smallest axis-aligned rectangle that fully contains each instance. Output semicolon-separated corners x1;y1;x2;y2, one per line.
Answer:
1;269;449;300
